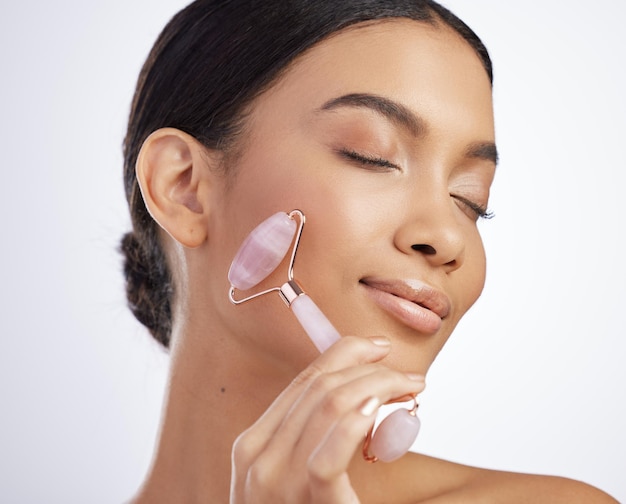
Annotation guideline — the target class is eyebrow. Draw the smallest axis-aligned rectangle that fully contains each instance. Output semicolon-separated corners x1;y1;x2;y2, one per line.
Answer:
466;141;499;165
319;93;425;137
318;92;498;165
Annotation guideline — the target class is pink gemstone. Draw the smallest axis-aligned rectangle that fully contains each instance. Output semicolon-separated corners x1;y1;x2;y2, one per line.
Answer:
369;409;421;463
228;212;297;290
290;294;340;352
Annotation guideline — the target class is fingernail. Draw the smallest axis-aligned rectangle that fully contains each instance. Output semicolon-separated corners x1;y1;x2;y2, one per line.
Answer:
359;396;380;416
405;373;425;382
369;336;391;347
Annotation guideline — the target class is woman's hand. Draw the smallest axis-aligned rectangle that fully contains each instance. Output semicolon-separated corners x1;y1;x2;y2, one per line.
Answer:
230;336;425;503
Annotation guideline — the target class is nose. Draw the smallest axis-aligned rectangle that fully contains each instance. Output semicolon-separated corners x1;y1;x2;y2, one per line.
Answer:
394;194;466;272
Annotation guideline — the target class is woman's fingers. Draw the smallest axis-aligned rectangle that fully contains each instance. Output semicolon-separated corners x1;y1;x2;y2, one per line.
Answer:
239;359;424;501
231;335;425;503
232;336;393;461
263;365;424;464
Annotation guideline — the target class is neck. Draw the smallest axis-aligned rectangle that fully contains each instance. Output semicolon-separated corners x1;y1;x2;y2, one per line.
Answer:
133;319;296;503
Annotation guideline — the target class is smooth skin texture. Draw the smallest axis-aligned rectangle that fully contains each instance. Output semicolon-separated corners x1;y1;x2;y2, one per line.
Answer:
132;19;617;504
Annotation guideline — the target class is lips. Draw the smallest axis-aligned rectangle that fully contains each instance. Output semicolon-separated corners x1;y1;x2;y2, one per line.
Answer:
359;277;451;335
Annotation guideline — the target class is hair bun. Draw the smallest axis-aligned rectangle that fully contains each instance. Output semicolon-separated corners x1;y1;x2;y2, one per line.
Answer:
120;231;172;348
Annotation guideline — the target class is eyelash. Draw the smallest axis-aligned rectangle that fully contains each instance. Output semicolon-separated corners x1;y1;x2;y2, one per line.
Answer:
451;194;495;220
339;148;400;170
339;148;494;220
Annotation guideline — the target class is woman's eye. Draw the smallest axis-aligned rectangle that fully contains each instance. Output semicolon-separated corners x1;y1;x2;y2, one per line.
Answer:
338;148;400;171
451;194;494;221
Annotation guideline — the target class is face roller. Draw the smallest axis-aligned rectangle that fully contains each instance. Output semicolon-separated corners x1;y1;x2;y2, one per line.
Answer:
228;209;421;463
228;210;340;353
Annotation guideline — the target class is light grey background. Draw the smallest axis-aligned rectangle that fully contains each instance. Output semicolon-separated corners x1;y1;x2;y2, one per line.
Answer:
1;1;624;502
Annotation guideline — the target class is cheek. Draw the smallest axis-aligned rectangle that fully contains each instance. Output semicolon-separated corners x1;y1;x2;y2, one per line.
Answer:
214;145;354;307
457;229;487;313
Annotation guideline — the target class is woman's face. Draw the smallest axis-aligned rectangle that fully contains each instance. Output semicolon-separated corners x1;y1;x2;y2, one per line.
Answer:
206;19;496;375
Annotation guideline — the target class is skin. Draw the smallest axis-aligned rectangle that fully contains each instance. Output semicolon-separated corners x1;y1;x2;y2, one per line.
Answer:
131;19;617;504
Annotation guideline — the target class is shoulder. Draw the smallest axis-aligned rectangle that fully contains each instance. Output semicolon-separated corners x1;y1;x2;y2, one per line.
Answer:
435;468;619;504
360;453;618;504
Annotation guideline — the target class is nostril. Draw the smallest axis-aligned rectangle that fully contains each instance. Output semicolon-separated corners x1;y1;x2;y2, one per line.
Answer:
411;244;436;255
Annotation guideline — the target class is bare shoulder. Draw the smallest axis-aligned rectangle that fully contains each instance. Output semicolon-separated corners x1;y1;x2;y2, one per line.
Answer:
362;453;619;504
427;464;618;503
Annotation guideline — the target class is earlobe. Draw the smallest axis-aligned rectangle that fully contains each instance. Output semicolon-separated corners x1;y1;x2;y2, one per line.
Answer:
136;128;217;248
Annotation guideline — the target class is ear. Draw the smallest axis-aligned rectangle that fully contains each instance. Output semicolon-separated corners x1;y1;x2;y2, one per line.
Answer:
136;128;219;248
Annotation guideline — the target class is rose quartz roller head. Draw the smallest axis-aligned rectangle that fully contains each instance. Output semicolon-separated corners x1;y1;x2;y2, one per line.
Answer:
228;210;340;353
228;209;421;462
364;398;421;463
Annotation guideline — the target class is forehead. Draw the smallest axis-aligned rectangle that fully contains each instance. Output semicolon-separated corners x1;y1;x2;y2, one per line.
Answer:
249;18;494;139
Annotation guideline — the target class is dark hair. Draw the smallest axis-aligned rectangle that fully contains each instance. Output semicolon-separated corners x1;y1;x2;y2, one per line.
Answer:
121;0;493;349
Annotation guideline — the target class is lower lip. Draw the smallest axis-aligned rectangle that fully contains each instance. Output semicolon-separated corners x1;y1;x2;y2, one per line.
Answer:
360;284;443;335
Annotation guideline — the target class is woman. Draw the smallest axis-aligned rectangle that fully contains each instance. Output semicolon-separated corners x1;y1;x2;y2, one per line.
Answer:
121;0;617;502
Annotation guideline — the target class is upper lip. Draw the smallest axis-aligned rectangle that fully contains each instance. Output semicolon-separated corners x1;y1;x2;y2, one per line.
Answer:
359;277;451;319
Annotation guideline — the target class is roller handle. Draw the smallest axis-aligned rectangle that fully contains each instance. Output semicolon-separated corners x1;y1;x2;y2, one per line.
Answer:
289;293;341;353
